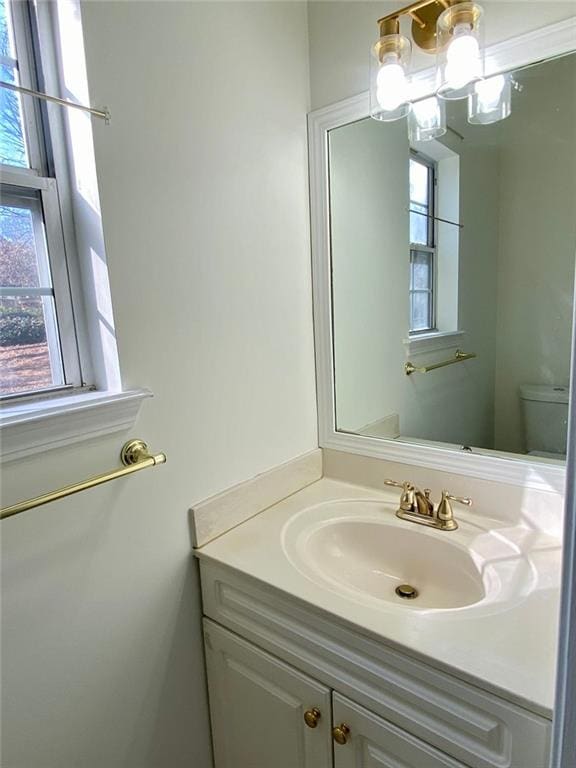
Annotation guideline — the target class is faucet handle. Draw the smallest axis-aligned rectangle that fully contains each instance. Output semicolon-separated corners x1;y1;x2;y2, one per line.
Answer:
384;479;410;489
384;479;415;512
436;490;472;528
444;492;472;507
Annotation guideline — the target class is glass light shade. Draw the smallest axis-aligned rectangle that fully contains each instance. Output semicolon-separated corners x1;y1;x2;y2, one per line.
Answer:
468;73;512;124
408;96;446;142
437;2;484;100
370;34;412;121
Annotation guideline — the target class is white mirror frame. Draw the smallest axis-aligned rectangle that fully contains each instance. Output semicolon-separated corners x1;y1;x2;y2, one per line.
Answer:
309;18;576;493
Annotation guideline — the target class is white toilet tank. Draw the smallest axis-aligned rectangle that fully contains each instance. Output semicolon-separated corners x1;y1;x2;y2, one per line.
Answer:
520;384;570;457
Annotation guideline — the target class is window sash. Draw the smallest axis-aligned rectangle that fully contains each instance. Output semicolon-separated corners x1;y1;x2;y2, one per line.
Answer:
409;247;436;334
1;171;82;396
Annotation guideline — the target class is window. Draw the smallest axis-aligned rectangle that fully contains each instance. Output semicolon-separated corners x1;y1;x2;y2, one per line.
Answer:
409;153;436;334
0;1;147;462
1;0;81;397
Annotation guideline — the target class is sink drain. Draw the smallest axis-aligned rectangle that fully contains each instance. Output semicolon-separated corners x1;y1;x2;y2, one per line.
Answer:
395;584;419;600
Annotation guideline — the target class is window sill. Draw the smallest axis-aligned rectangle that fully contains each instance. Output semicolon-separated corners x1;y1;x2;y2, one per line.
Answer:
0;388;152;463
403;331;466;356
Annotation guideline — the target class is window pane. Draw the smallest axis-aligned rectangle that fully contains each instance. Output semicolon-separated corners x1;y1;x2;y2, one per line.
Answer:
0;0;15;58
410;250;433;290
410;291;432;332
0;295;64;395
0;202;47;288
0;193;65;396
0;0;29;167
410;206;429;245
409;158;429;207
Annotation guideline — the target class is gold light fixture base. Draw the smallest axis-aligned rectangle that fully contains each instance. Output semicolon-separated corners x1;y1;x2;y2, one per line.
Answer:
377;0;461;55
411;1;446;53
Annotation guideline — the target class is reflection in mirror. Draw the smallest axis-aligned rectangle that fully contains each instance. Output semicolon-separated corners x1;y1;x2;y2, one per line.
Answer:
329;53;576;462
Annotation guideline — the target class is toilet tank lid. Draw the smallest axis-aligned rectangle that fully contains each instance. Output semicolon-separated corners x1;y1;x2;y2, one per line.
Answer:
520;384;570;404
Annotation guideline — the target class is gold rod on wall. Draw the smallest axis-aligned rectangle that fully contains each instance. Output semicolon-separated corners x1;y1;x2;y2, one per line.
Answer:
405;349;476;375
0;439;166;520
0;80;110;123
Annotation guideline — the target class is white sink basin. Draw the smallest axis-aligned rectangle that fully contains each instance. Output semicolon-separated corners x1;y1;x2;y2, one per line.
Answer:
300;518;485;609
282;499;535;612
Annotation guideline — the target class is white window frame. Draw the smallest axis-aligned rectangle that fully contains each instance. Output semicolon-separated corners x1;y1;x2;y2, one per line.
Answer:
0;0;150;461
1;0;85;395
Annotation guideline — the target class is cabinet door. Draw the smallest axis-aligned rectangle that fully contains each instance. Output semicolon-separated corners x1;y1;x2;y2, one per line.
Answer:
204;619;332;768
332;693;467;768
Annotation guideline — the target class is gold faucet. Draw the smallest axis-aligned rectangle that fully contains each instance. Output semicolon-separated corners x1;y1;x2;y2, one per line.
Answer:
384;480;472;531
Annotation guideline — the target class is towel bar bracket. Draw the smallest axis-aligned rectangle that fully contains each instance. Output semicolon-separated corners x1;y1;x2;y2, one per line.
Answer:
122;439;155;466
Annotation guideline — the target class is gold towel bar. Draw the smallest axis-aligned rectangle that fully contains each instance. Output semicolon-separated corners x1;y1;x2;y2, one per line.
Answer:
1;439;166;521
405;349;477;376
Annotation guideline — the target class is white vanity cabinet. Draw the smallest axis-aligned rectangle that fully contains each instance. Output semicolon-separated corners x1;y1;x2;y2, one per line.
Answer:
205;619;470;768
200;561;552;768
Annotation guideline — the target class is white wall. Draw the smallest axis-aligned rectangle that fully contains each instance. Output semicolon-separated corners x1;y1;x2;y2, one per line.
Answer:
307;1;576;110
494;54;576;453
1;3;316;767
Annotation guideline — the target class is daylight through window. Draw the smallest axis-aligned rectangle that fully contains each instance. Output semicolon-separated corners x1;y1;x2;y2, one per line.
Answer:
1;0;80;397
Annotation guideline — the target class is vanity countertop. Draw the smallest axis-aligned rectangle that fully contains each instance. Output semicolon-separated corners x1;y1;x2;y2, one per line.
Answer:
195;477;561;718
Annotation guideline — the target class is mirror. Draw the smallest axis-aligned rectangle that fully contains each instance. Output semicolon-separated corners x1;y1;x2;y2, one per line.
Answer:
328;53;576;463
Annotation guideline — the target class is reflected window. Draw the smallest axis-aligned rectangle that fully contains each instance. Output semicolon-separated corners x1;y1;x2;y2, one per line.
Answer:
409;154;436;333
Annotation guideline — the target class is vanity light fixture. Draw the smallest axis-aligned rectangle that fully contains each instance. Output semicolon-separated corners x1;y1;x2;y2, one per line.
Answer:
436;1;484;99
371;0;512;134
370;17;412;121
468;73;512;124
408;95;446;141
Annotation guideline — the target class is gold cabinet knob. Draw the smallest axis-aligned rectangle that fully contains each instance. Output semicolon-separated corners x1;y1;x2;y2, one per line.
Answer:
303;707;321;728
332;723;351;745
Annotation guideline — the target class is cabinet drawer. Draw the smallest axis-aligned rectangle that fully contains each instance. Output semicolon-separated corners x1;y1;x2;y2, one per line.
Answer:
200;561;551;768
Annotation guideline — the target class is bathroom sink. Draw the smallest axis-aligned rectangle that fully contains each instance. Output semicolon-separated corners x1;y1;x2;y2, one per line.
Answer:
282;499;534;612
297;518;484;609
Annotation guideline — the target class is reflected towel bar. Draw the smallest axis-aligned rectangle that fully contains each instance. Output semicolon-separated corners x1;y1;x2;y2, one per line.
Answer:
0;439;166;521
405;349;477;376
